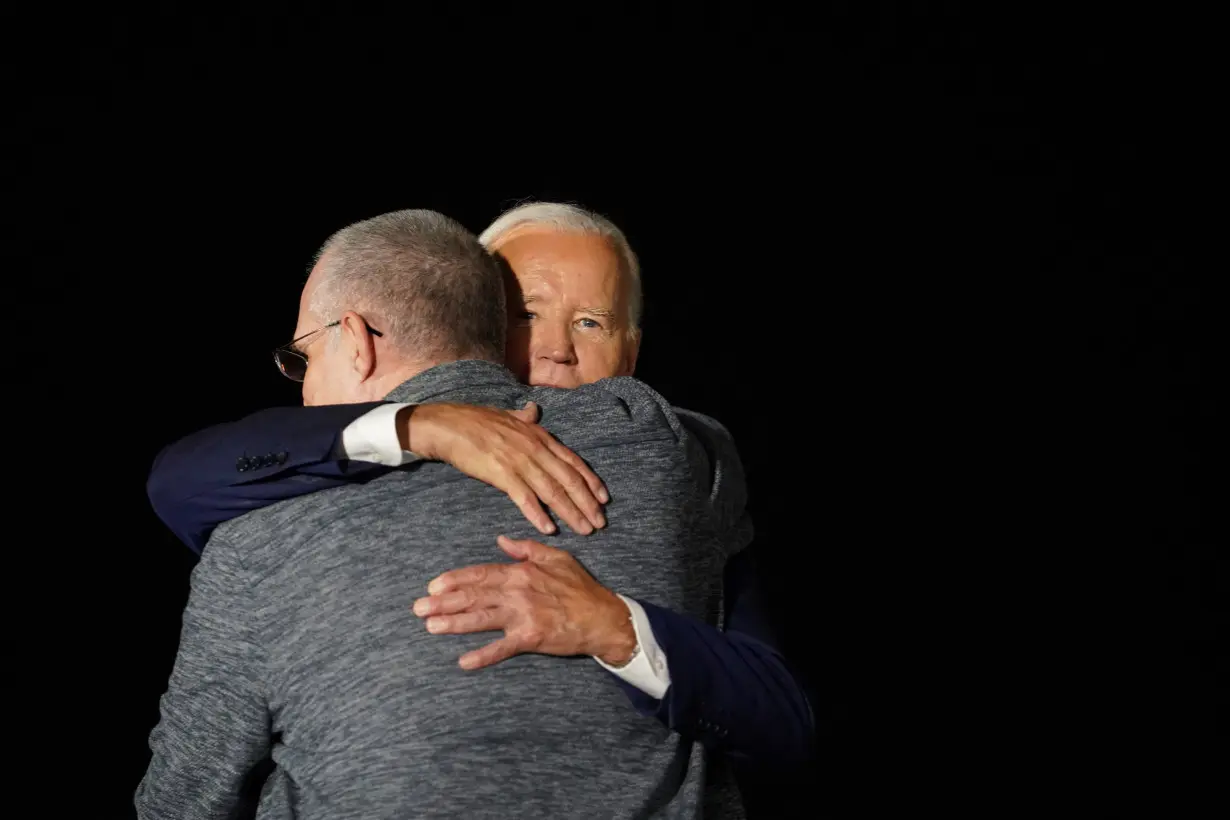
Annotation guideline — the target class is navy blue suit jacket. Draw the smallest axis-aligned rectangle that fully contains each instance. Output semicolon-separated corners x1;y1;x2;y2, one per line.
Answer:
147;403;814;768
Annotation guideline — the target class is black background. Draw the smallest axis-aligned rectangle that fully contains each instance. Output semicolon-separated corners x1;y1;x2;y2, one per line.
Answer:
10;4;1220;818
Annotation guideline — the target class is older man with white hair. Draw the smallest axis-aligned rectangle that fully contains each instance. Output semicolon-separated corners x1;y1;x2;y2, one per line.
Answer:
147;202;814;779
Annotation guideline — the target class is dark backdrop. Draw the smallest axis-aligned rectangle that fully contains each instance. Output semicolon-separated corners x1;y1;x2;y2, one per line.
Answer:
11;5;1219;818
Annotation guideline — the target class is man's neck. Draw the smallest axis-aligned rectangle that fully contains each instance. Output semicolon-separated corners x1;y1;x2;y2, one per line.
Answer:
381;359;520;406
356;359;442;403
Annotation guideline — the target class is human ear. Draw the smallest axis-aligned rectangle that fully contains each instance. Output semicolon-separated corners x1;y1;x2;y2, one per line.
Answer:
338;310;377;381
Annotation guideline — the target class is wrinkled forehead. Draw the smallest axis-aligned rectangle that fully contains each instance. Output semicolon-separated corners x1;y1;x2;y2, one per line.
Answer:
493;227;626;308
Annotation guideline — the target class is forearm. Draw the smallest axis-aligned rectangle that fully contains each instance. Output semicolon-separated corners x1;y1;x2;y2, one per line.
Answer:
147;402;398;552
620;601;815;767
148;403;390;495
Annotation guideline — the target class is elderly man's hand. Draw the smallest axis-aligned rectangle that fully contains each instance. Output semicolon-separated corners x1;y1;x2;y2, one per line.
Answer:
412;535;637;670
399;402;608;536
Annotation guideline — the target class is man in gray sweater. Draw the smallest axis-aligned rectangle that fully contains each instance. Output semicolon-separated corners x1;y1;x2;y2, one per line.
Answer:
136;209;750;819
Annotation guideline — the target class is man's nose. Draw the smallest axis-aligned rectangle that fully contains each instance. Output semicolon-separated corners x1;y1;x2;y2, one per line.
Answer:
539;345;576;364
534;328;576;364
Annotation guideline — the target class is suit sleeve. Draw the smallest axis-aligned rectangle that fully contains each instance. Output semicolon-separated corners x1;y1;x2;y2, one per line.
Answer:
135;536;271;819
147;403;392;554
614;547;816;768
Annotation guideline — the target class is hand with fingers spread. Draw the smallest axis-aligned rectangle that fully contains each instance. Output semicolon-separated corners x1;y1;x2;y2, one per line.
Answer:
398;402;609;535
412;535;637;670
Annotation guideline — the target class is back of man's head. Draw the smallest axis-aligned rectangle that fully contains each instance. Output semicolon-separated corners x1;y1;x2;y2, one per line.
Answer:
311;209;506;364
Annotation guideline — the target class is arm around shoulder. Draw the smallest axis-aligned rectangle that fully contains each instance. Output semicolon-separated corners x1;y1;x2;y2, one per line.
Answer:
147;402;390;553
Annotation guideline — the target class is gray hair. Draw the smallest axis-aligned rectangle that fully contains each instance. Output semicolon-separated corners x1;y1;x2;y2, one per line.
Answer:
310;209;506;363
478;202;642;333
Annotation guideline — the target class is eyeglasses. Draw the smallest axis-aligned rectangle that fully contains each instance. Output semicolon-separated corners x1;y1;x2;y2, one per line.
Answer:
273;319;384;382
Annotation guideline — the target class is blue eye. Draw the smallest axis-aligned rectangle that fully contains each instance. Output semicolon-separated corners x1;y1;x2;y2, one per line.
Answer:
577;318;602;329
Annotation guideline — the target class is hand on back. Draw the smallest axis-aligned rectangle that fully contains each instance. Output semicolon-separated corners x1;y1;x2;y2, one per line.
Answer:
402;402;608;536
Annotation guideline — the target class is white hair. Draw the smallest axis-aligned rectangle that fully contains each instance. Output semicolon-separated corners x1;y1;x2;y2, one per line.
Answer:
478;202;642;333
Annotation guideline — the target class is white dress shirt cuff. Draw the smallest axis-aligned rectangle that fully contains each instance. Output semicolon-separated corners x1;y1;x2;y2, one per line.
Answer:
593;594;671;700
336;403;422;466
